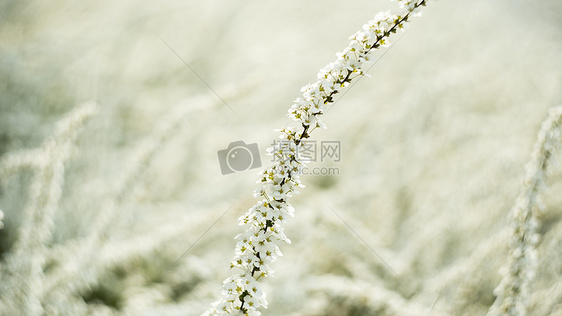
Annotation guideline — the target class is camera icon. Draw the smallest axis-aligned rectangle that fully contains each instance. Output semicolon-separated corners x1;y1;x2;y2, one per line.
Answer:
217;140;262;175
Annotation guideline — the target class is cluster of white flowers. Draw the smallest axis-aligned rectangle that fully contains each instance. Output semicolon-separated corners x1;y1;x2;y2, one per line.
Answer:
289;0;426;131
0;209;4;230
205;1;427;315
205;131;302;315
489;106;562;316
393;0;425;13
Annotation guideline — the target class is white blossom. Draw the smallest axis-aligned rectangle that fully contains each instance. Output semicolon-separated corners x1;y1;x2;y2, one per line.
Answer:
205;1;427;315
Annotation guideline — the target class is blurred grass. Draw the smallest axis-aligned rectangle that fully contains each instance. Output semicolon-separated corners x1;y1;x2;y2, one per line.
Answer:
1;0;562;315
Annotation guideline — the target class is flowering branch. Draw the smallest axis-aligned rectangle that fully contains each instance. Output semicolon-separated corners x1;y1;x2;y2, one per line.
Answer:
205;1;427;315
488;105;562;316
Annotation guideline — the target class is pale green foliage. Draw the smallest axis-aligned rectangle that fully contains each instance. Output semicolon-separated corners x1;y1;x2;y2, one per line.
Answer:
1;1;562;316
1;102;98;316
489;106;562;316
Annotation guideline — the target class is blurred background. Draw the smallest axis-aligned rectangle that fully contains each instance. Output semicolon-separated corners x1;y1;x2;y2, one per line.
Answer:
1;0;562;315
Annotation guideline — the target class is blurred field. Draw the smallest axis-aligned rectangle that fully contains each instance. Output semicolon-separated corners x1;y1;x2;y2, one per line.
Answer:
1;0;562;315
